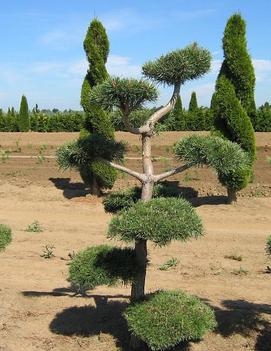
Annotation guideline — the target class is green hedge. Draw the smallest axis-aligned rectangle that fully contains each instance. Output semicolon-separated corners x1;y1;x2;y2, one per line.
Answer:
1;104;271;132
0;110;85;132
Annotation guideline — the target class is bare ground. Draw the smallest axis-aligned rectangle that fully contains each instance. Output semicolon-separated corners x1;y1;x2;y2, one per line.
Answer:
0;132;271;351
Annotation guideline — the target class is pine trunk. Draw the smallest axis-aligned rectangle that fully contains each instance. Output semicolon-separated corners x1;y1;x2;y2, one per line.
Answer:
227;188;237;204
130;134;154;349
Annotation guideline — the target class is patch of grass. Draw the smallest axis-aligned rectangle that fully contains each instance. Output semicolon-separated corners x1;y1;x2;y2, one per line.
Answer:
40;245;55;259
1;150;10;163
231;266;248;276
25;221;43;233
224;254;243;262
13;140;22;153
159;257;179;271
183;172;192;183
0;224;12;251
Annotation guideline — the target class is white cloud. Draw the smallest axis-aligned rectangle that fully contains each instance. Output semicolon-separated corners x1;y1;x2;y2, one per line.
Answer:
253;59;271;82
107;55;141;77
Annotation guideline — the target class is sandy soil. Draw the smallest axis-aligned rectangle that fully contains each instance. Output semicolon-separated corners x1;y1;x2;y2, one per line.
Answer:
0;132;271;351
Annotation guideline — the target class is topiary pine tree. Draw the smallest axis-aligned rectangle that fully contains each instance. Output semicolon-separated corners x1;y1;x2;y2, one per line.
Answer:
79;18;116;195
18;95;30;132
188;91;198;112
218;13;256;123
58;42;251;349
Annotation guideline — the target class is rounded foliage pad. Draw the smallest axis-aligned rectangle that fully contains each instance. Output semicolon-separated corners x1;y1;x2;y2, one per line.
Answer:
90;77;158;114
143;43;211;86
124;290;217;351
69;245;139;294
108;197;203;246
0;224;12;251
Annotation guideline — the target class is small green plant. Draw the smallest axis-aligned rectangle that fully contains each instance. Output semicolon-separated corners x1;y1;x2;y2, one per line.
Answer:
36;153;46;164
14;140;22;153
27;143;33;150
0;224;12;251
267;156;271;165
40;245;55;259
124;290;217;351
231;266;248;276
183;172;192;183
1;150;10;163
224;254;243;262
25;221;43;233
159;257;179;271
266;235;271;256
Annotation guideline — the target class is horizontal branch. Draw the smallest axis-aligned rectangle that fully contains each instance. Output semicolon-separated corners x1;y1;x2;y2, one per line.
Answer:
153;163;192;182
102;159;145;182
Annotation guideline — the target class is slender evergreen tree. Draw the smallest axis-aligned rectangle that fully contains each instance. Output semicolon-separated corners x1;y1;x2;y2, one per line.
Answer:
218;13;256;123
80;18;116;195
18;95;30;132
188;91;198;112
212;13;256;203
172;95;185;130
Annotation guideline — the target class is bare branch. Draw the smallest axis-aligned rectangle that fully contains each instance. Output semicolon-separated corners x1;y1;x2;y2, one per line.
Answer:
102;159;145;182
153;163;192;182
143;83;181;132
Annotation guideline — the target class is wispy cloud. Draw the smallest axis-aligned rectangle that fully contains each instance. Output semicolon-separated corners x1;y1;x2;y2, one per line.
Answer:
107;55;141;77
173;9;216;21
101;9;162;33
253;59;271;82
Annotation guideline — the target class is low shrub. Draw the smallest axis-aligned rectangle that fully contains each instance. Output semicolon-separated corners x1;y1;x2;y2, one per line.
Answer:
69;245;139;294
124;290;217;351
0;224;12;251
108;197;203;246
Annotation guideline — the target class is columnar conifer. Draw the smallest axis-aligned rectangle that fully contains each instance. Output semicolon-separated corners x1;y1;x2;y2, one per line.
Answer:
80;19;116;195
18;95;30;132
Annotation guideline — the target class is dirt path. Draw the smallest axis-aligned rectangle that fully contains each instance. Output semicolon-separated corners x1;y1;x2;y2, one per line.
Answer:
0;181;270;351
0;131;271;350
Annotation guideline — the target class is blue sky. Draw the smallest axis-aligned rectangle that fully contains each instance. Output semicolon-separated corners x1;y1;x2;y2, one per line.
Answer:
0;0;271;111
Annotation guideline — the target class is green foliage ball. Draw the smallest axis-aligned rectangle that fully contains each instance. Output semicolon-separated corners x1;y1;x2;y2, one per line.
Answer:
143;43;211;86
69;245;139;294
124;290;217;351
108;197;203;246
0;224;12;251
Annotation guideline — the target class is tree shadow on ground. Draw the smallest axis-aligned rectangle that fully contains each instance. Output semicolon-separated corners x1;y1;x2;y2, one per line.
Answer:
206;299;271;351
49;177;90;199
189;195;228;207
22;288;129;299
49;295;131;350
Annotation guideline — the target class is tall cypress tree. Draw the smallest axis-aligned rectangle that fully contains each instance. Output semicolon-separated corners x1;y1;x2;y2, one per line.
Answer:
212;13;256;203
80;19;116;195
219;13;256;123
188;91;198;112
18;95;30;132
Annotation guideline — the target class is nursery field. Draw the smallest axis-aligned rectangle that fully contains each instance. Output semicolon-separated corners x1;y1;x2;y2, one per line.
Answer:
0;131;271;351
